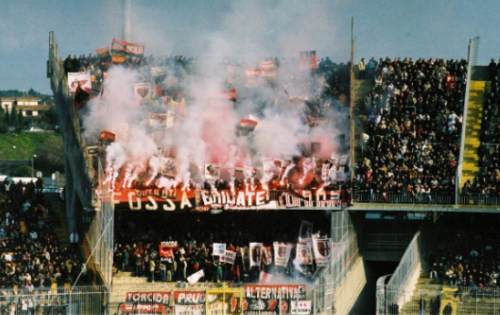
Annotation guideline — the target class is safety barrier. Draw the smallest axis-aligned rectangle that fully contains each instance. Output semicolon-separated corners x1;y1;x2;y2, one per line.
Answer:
110;283;317;315
84;158;115;287
381;286;500;315
377;232;424;314
0;286;108;315
354;190;500;206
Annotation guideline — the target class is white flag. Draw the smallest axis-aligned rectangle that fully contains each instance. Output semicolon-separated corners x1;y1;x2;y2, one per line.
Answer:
187;269;205;285
212;243;226;256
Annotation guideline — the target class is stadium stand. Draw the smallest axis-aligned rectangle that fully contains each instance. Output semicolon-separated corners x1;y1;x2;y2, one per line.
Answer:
354;58;467;204
462;59;500;203
0;179;85;290
40;31;500;314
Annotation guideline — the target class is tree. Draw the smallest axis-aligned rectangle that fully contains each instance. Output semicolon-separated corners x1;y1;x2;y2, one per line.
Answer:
15;109;27;132
0;107;7;133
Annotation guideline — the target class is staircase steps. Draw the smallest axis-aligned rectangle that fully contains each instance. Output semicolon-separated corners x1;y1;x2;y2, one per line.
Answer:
461;80;487;187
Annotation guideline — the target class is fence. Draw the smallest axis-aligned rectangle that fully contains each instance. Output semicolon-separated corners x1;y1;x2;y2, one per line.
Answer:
353;191;455;205
381;286;500;315
84;158;115;287
353;190;500;206
378;232;424;314
0;286;108;315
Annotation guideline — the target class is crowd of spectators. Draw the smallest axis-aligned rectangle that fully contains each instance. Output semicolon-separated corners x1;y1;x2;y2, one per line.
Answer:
113;212;329;283
355;58;467;203
0;179;84;294
428;215;500;290
462;60;500;201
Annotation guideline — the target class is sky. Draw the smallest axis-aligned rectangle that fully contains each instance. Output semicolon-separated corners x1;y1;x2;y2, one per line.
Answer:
1;0;500;94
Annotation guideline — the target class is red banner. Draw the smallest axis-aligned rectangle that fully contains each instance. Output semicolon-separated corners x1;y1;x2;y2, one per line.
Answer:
96;47;110;56
120;303;167;314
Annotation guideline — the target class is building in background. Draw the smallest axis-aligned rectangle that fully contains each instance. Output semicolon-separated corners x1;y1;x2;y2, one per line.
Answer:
0;96;51;117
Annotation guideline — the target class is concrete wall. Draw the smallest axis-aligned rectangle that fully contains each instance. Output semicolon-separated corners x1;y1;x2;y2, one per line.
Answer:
47;31;93;238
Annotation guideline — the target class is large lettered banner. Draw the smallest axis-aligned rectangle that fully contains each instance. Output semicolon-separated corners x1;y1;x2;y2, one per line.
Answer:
108;186;343;211
173;291;205;315
243;285;307;315
122;291;172;314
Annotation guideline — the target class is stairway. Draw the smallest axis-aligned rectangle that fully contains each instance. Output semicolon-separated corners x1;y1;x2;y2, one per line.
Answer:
400;278;500;314
45;193;70;247
461;80;487;187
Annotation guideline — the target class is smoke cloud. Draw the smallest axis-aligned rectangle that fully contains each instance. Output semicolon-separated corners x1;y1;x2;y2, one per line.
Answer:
82;0;348;191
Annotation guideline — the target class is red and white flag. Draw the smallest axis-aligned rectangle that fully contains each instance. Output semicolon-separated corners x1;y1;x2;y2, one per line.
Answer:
312;235;331;266
249;242;263;268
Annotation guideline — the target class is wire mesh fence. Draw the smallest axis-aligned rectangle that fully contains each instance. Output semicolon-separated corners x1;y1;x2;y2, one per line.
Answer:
381;286;500;315
0;286;108;315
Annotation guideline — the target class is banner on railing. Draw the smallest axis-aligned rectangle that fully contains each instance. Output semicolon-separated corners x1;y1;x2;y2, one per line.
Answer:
112;38;145;57
174;291;205;315
290;300;312;315
243;284;307;315
109;187;343;211
123;291;173;314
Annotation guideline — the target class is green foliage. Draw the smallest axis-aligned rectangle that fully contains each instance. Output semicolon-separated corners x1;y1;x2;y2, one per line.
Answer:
0;132;64;175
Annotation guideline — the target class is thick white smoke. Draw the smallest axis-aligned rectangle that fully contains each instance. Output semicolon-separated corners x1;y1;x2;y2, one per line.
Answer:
82;0;348;190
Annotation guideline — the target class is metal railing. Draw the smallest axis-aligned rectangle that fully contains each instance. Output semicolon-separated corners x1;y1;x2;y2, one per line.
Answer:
378;232;424;314
459;193;500;206
353;191;456;204
0;286;108;315
83;158;114;288
381;286;500;315
353;190;500;206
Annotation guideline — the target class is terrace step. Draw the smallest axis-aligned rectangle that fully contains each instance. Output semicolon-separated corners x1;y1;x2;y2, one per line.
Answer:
460;80;487;187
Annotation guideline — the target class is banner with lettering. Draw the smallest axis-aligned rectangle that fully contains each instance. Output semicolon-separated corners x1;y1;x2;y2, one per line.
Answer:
123;291;172;314
111;38;127;54
290;300;312;315
173;291;205;315
108;186;343;212
67;72;92;93
159;241;177;259
243;285;307;315
221;250;237;265
125;42;145;56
